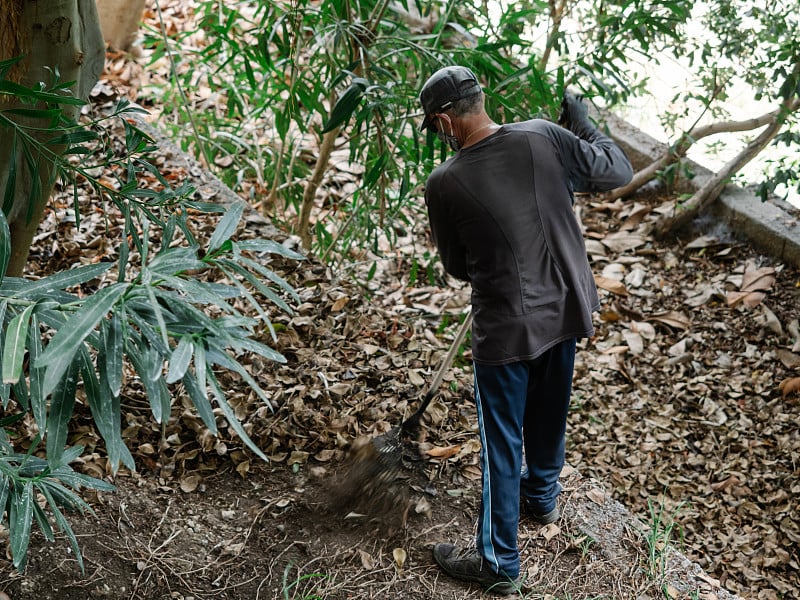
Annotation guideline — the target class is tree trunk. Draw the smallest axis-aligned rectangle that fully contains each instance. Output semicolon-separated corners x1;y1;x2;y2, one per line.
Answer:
96;0;146;52
0;0;105;276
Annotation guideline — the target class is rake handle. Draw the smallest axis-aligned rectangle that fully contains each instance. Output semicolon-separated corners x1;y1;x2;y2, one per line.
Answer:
401;308;473;434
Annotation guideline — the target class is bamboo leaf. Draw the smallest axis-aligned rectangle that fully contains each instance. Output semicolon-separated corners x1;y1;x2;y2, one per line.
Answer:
208;371;268;461
232;336;286;364
0;472;9;519
195;341;207;399
145;283;170;350
148;247;205;275
1;263;111;300
128;345;170;424
36;484;85;573
2;303;35;384
207;202;244;253
104;312;124;398
46;128;99;147
46;358;78;471
81;343;133;472
28;315;46;430
236;253;301;303
9;481;34;570
182;367;217;434
235;239;306;261
37;283;128;396
166;335;193;384
0;209;10;282
321;78;367;133
207;347;274;411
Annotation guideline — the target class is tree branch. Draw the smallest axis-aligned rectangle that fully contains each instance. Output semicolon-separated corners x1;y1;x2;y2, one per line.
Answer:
606;104;796;202
654;95;800;236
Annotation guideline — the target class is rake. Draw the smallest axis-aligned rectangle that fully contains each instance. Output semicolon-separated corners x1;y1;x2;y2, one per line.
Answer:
332;309;473;517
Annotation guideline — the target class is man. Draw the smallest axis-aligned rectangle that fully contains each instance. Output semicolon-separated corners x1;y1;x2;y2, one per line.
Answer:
419;65;633;594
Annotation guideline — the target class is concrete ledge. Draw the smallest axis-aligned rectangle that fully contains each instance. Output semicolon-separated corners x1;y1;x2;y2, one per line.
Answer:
566;472;745;600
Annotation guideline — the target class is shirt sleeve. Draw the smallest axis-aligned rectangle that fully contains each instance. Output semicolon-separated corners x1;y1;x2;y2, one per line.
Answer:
424;171;470;282
550;122;633;193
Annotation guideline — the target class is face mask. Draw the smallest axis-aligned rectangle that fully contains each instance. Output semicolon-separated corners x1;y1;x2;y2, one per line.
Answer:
436;116;460;151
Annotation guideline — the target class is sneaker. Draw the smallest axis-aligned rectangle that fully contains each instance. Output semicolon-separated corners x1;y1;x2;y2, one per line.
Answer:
522;504;560;525
433;543;520;595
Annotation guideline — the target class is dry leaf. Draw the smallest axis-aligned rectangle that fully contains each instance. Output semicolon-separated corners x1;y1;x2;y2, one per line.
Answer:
288;450;309;465
180;474;201;493
426;444;461;459
776;350;800;369
462;465;482;480
236;460;250;477
647;310;691;330
359;549;375;570
314;449;336;462
541;523;560;541
594;275;629;296
711;476;740;492
392;547;407;570
741;264;776;292
331;296;349;312
778;377;800;398
601;232;646;253
414;496;432;516
586;488;606;505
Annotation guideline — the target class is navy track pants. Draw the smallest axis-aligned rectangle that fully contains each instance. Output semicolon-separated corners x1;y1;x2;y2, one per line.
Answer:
472;338;576;578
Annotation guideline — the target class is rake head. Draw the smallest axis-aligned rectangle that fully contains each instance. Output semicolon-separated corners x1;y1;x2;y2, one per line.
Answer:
328;426;416;524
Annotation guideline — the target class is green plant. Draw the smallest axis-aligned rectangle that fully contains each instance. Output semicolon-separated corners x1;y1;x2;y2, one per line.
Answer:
280;562;329;600
642;497;685;583
0;414;115;572
0;60;305;570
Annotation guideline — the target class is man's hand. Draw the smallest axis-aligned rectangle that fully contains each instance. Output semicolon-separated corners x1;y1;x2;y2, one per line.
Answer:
558;93;590;134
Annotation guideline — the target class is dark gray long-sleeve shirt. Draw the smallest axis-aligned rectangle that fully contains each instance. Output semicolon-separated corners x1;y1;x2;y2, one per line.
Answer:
424;119;633;365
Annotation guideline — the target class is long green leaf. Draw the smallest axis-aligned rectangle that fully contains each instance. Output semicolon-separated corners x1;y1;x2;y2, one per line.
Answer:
82;344;133;472
208;371;267;461
148;247;206;275
232;336;286;364
0;203;10;280
46;129;99;147
127;344;170;425
0;263;111;300
235;239;306;261
31;500;54;541
321;77;368;133
166;335;193;384
36;484;85;573
46;358;78;470
194;341;207;401
0;472;9;520
156;273;241;306
28;315;46;430
207;202;244;253
104;312;124;398
182;367;217;434
9;481;34;570
37;283;128;396
207;347;274;411
145;283;170;350
2;303;35;384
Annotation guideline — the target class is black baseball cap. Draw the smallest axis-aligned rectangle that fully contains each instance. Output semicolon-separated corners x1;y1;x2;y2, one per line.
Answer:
419;65;482;132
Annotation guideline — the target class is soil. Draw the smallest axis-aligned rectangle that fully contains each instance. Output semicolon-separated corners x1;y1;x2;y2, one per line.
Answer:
0;461;655;600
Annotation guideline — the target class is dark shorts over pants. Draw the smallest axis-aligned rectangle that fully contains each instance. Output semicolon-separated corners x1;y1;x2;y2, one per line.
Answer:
472;337;577;578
